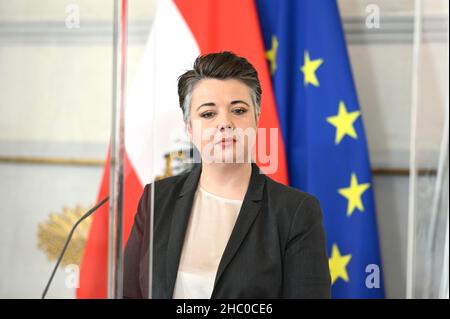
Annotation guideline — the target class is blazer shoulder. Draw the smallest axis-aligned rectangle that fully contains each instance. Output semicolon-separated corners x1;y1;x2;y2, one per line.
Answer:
264;176;325;245
142;168;191;196
265;175;320;207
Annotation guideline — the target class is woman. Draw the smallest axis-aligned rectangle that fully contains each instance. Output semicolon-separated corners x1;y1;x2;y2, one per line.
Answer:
123;51;331;299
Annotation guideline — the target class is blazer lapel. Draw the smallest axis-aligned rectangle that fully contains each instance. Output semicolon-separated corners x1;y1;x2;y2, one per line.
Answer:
165;163;202;298
211;163;266;297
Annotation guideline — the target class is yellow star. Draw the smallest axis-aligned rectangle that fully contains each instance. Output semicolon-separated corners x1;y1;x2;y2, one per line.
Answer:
265;35;279;75
329;243;352;285
338;172;371;217
300;51;323;87
326;101;360;144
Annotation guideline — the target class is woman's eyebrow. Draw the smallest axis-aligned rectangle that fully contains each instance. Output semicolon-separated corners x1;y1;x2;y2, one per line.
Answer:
230;100;250;107
196;102;216;111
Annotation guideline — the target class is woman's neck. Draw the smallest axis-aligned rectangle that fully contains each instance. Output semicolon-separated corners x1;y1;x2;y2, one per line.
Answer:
199;162;252;200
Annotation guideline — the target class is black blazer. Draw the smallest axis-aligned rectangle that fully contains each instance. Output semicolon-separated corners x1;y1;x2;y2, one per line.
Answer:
123;162;331;298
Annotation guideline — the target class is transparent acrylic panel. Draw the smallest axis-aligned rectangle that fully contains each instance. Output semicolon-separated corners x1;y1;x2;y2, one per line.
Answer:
0;1;115;298
410;0;449;299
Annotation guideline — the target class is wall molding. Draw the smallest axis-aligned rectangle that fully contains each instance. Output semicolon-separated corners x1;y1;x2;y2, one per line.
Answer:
0;155;437;176
0;15;447;46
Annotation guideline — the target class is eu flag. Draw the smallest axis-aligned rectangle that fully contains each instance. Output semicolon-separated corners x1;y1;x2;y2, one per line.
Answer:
255;0;385;298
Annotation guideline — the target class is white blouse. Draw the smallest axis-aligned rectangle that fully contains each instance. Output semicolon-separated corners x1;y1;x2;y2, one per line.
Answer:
172;185;243;299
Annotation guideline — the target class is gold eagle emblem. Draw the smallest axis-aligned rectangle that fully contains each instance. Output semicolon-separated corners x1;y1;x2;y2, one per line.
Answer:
37;205;92;268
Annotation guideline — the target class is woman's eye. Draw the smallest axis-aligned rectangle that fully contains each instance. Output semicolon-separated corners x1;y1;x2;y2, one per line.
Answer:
233;108;248;115
200;111;215;119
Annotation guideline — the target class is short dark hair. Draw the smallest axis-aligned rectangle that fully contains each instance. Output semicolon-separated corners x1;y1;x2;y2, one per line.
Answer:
177;51;262;122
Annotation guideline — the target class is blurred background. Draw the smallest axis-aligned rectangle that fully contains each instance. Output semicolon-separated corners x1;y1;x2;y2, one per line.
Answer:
0;0;448;299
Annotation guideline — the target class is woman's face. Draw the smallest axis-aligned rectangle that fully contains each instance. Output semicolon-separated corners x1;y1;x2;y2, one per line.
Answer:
187;78;258;164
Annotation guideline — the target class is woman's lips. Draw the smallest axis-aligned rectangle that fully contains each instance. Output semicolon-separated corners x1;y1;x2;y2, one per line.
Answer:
215;137;236;146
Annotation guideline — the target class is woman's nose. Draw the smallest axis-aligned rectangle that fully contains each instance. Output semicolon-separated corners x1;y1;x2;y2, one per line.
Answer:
217;113;233;131
218;123;232;132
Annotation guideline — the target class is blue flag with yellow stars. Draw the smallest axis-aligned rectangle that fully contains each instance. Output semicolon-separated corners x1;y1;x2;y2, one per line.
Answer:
255;0;385;298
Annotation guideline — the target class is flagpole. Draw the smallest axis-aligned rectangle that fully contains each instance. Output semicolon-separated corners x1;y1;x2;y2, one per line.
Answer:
108;0;128;299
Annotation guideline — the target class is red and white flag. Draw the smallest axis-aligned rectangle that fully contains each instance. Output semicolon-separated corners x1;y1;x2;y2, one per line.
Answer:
77;0;288;298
